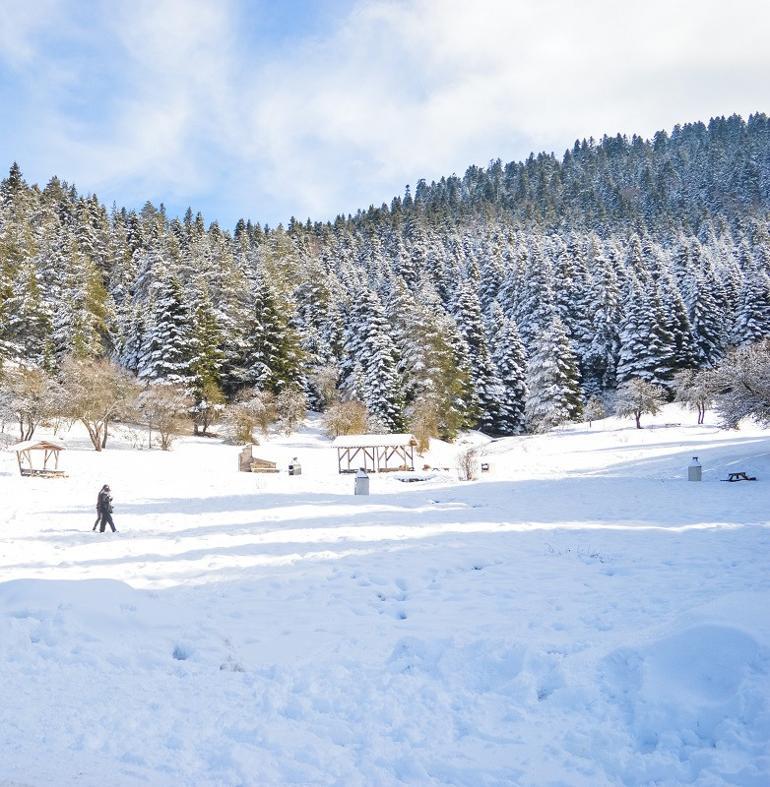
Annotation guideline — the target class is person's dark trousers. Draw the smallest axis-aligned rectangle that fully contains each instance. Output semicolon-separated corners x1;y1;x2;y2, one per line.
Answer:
93;515;102;531
99;513;116;533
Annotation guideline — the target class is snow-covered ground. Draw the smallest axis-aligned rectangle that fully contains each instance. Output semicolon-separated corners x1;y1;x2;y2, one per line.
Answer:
1;406;769;786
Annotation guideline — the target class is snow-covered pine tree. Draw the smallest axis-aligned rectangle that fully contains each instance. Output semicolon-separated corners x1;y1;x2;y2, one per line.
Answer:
3;259;54;369
489;302;527;434
53;239;112;360
658;274;698;372
616;278;675;388
732;261;770;345
188;280;224;401
583;239;621;393
513;237;556;351
553;233;592;361
238;273;302;393
525;311;583;432
138;273;193;384
453;278;501;432
344;287;404;432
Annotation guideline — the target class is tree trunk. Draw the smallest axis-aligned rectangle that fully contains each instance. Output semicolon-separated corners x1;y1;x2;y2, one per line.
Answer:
102;421;109;448
21;416;35;441
635;411;642;429
85;422;103;451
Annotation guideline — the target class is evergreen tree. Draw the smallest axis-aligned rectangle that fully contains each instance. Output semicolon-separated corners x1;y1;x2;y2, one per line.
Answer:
525;312;583;432
513;239;556;351
343;288;404;431
188;280;225;405
489;302;528;434
732;264;770;345
658;275;698;372
453;278;501;432
4;259;54;369
138;274;192;384
616;280;675;388
238;273;302;393
583;240;621;393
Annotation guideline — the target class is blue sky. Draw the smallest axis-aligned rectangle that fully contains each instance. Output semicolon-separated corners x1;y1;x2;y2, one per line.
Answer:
1;0;768;229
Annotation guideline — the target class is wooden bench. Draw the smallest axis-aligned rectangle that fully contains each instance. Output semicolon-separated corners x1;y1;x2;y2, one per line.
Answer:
722;472;757;482
20;468;67;478
250;459;279;473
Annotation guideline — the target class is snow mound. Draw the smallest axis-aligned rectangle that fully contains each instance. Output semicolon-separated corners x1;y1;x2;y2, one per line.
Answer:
600;625;770;784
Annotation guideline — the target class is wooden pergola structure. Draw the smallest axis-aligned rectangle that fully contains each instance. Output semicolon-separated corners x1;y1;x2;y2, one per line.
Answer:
12;439;66;478
332;434;417;474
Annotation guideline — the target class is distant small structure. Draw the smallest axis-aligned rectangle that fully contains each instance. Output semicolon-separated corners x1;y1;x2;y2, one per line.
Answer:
238;444;279;473
12;439;66;478
332;434;417;474
287;457;302;476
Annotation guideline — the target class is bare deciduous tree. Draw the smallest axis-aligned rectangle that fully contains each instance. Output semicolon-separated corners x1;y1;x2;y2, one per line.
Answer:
408;396;441;453
322;400;368;438
276;387;308;434
710;340;770;428
0;365;58;440
59;357;140;451
583;396;606;428
137;384;194;450
309;364;340;410
457;446;479;481
614;378;667;429
192;379;225;436
223;388;278;444
673;368;714;425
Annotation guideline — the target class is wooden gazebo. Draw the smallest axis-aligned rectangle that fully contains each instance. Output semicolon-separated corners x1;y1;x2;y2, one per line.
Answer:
332;434;417;474
12;439;66;478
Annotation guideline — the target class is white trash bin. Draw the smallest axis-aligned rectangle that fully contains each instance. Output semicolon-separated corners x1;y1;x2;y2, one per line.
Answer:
688;456;702;482
354;469;370;495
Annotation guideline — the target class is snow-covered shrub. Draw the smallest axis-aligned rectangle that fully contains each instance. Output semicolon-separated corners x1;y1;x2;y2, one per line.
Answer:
322;400;368;438
614;378;666;429
457;446;479;481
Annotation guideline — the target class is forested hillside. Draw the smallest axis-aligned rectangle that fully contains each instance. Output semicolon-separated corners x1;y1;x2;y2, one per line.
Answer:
1;113;769;437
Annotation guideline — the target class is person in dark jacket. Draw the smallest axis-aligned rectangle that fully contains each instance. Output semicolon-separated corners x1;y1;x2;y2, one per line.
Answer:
94;484;117;533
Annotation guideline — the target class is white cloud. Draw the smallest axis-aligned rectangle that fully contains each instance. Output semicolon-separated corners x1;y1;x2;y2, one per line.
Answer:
4;0;770;224
0;0;65;65
240;0;770;219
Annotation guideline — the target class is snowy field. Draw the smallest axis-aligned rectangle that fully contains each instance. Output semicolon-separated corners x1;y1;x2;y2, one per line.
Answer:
1;406;769;786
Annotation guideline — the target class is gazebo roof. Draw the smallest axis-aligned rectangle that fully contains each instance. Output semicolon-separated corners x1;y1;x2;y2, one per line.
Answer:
332;433;416;449
11;439;66;452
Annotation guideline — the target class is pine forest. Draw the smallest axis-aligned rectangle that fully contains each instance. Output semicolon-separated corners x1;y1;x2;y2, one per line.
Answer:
2;113;770;439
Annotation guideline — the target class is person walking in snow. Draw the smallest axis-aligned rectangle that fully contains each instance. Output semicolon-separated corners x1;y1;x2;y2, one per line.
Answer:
93;484;117;533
